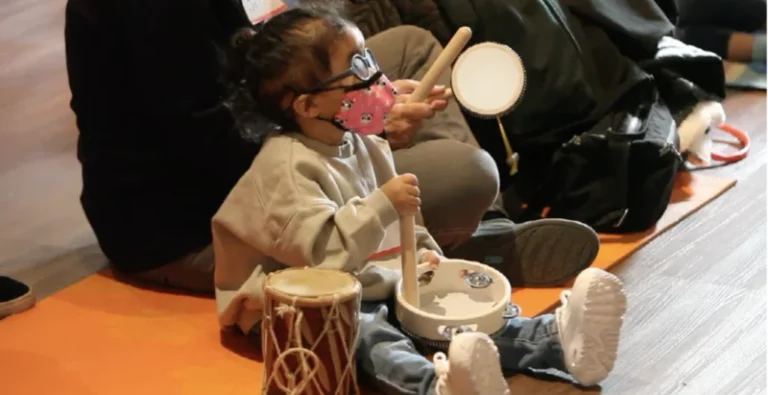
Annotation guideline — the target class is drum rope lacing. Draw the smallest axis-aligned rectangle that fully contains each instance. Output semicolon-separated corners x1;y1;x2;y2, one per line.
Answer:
262;295;360;395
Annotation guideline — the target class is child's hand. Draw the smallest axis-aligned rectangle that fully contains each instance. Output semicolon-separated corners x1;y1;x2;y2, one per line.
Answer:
381;174;421;216
421;250;442;269
384;80;452;150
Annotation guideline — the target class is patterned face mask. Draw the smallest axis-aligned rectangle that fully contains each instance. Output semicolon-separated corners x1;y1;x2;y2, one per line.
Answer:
331;74;398;135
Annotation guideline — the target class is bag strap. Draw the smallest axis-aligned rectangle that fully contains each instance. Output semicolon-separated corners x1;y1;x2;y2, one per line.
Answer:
600;139;631;229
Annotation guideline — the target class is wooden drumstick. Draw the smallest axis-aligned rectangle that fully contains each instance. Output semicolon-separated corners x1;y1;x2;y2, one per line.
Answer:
407;27;472;103
400;27;473;310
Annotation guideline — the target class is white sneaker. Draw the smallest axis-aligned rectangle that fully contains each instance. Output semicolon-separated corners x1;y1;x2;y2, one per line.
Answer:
556;268;627;386
434;332;510;395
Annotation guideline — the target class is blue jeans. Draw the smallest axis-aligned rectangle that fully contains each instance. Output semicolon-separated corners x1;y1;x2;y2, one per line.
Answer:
357;300;569;395
674;0;766;59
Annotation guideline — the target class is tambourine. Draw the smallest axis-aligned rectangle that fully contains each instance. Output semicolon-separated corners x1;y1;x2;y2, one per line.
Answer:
452;42;527;175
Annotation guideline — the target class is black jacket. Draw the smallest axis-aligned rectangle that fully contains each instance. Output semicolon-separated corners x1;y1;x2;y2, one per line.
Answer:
65;0;259;272
434;0;725;230
436;0;723;175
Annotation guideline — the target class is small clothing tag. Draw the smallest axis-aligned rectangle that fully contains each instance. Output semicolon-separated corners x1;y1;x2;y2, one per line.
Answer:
242;0;289;24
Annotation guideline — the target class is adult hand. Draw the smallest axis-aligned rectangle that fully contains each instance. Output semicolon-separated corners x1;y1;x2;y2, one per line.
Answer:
384;79;453;150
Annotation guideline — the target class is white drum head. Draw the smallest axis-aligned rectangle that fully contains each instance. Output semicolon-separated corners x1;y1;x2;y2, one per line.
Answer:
451;42;526;117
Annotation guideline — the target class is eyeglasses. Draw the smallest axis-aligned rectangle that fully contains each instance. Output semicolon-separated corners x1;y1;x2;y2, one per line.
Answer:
305;48;381;93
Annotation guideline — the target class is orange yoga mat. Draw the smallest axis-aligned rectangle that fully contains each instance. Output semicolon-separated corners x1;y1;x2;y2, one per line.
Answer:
0;172;735;395
509;171;736;314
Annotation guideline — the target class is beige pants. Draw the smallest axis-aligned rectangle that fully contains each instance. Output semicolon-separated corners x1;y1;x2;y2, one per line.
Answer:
372;26;503;246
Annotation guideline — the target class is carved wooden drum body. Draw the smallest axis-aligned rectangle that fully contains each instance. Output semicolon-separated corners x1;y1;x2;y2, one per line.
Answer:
262;268;362;395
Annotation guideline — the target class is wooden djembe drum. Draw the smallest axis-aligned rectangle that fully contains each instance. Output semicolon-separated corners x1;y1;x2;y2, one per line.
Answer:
261;267;362;395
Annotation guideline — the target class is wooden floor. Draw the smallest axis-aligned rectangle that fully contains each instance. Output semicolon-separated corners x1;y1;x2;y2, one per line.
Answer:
0;0;107;298
0;1;765;394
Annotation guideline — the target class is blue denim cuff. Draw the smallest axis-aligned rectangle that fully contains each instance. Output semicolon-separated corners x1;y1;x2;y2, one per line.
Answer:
752;33;766;62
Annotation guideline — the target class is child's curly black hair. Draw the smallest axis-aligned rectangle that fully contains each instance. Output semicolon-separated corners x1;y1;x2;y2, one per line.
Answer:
221;3;352;142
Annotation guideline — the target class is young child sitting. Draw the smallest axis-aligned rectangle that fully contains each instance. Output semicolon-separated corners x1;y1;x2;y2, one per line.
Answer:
212;5;628;394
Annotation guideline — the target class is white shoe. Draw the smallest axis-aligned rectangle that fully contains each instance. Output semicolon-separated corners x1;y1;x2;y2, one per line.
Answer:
434;332;510;395
556;268;627;386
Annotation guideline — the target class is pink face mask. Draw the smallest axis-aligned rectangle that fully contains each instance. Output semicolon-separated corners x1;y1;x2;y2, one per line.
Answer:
333;75;397;135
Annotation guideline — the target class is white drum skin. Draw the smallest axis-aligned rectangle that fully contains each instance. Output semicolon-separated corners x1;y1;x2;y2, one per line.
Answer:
451;42;526;118
395;259;512;341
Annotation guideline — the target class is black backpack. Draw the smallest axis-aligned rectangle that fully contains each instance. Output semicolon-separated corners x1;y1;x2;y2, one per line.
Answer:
435;0;724;233
506;80;683;233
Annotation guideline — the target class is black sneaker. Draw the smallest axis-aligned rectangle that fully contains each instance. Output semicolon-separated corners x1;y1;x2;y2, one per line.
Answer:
446;218;599;287
0;276;36;318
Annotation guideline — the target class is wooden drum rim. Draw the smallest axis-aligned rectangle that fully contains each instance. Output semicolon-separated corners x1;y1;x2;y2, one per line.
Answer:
264;267;362;308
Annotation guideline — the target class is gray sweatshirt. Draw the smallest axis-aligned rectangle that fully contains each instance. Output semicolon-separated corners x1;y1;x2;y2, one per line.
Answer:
212;132;440;332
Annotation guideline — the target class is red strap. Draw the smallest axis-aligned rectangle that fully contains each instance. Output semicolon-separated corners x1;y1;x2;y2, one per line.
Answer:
367;245;402;261
711;123;751;163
